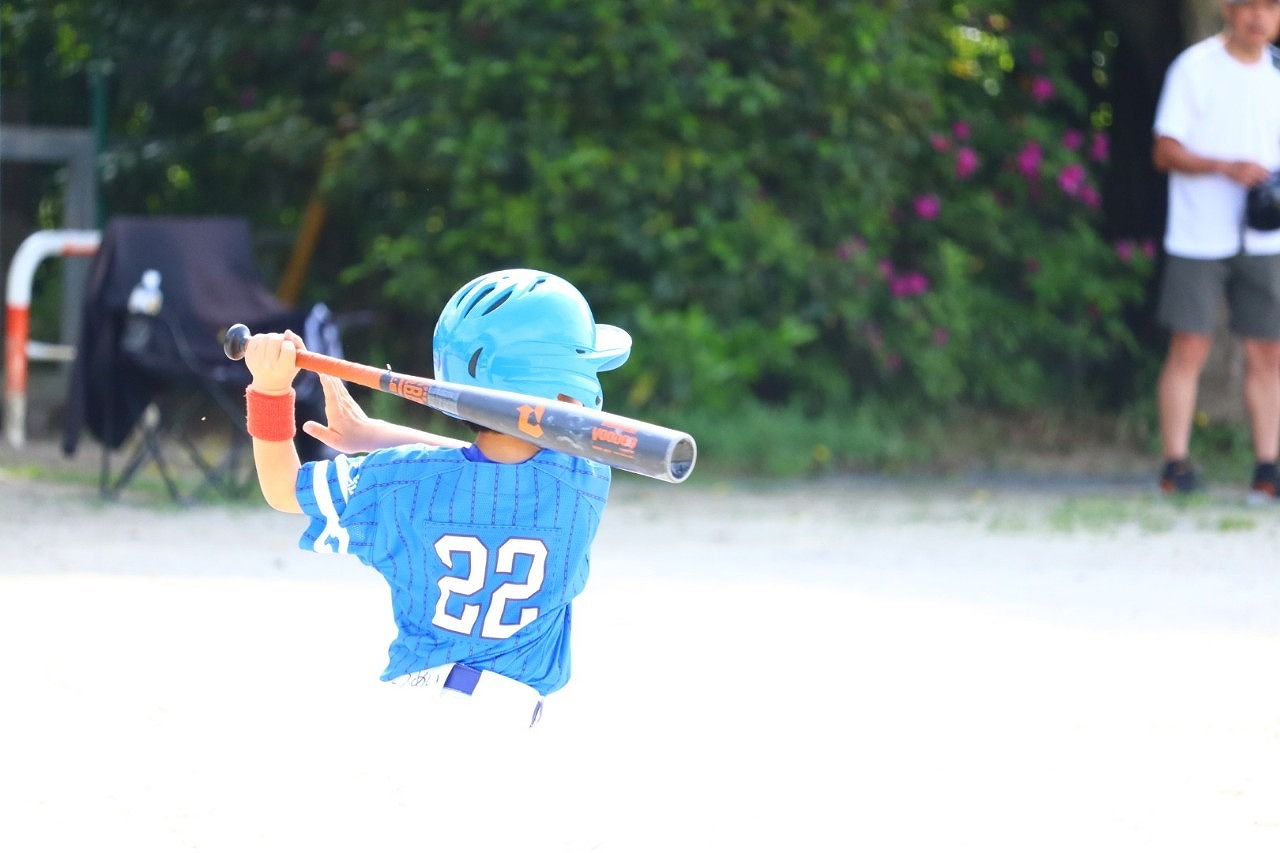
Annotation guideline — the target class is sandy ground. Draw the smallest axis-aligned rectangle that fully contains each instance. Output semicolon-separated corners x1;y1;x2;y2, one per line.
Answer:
1;441;1279;852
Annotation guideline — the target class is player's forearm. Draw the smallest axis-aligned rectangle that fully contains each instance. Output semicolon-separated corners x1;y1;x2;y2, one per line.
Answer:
244;383;303;512
302;374;468;454
1153;136;1267;185
1153;136;1221;174
357;419;468;451
252;438;303;513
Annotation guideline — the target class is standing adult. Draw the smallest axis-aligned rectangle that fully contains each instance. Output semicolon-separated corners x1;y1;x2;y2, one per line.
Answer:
1152;0;1280;500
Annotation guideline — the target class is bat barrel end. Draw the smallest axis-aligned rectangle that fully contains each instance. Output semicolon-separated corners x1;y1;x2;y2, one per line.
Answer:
223;323;251;361
664;436;697;484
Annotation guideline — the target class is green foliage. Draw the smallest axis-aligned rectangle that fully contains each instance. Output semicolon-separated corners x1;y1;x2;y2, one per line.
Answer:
808;2;1154;416
4;0;1158;438
620;304;817;413
651;398;934;479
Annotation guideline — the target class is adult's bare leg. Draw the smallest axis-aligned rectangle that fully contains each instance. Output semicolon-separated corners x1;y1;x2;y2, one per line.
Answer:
1158;331;1213;461
1241;337;1280;463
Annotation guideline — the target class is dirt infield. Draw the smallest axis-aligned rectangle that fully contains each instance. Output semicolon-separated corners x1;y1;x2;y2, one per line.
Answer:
1;441;1279;852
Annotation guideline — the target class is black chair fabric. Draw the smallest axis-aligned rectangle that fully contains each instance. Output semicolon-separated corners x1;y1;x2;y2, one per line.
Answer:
61;216;332;500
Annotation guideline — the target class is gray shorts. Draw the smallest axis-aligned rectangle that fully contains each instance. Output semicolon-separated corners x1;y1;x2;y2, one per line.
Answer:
1157;253;1280;341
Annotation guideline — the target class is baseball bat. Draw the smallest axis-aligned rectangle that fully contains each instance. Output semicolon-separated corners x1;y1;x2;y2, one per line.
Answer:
224;324;696;484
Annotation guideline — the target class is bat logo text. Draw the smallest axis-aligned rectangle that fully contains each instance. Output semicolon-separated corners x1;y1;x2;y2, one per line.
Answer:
591;426;639;456
385;375;428;403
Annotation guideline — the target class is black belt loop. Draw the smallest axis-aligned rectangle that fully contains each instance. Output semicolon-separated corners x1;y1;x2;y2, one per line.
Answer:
443;662;483;695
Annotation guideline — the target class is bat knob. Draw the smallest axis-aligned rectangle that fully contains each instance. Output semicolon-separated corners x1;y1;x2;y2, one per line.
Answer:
223;323;251;361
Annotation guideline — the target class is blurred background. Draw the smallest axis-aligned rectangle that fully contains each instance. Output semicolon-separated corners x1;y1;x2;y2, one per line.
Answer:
0;0;1251;479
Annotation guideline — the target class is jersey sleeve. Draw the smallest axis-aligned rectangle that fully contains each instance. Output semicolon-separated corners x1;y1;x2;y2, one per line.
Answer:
296;453;378;561
1153;49;1197;143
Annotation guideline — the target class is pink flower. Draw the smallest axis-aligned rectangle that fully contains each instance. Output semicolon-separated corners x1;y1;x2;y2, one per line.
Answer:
1058;163;1087;196
885;352;902;372
890;271;930;298
1089;132;1109;163
930;133;950;152
913;194;941;220
877;259;895;278
1079;185;1101;209
1028;47;1045;65
955;147;980;179
1142;239;1157;259
1062;129;1084;151
952;121;971;140
932;328;950;346
1115;240;1134;262
326;50;347;69
1031;77;1054;102
1016;142;1043;178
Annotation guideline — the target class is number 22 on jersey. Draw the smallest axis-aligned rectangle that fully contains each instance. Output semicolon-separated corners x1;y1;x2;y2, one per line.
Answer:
432;535;549;640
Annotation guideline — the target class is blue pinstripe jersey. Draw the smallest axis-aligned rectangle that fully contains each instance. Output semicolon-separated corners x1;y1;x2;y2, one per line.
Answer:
295;445;612;695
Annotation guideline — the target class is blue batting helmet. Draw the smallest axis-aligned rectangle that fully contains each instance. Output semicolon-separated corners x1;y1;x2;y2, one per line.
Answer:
433;269;631;410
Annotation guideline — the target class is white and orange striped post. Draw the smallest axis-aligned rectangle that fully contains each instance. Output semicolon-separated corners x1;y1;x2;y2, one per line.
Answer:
4;229;101;449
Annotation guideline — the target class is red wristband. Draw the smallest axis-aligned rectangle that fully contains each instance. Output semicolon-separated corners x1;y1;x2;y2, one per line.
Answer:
245;387;296;442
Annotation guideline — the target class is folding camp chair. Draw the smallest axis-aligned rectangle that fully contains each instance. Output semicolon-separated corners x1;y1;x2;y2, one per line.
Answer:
61;216;336;502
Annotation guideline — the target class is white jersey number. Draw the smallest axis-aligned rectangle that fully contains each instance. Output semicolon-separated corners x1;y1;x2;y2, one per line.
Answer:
432;535;548;640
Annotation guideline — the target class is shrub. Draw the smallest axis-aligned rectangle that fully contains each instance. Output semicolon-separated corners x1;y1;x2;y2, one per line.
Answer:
7;0;1155;430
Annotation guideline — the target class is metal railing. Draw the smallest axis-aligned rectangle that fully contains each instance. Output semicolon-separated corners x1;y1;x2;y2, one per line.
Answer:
4;229;102;448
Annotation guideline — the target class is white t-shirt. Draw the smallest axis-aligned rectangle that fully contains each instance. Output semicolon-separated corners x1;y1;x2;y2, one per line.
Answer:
1154;36;1280;258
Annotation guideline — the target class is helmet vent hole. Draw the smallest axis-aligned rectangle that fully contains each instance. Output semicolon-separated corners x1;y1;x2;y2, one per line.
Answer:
467;348;483;378
482;290;512;315
462;284;496;317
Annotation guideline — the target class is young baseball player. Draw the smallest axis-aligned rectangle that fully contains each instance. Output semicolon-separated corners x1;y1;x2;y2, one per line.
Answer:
240;269;631;729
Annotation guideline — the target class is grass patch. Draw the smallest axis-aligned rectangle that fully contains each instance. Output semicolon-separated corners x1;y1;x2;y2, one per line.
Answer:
1211;515;1258;533
7;393;1266;518
1047;497;1176;534
1040;494;1264;535
0;439;261;510
658;400;1158;480
653;399;1268;491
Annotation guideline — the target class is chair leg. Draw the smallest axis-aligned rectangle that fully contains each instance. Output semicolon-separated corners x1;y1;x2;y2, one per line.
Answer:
99;383;255;504
101;404;186;502
161;394;256;502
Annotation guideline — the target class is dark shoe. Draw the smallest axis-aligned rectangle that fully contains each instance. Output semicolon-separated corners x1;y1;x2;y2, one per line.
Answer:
1248;462;1279;505
1159;460;1199;495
